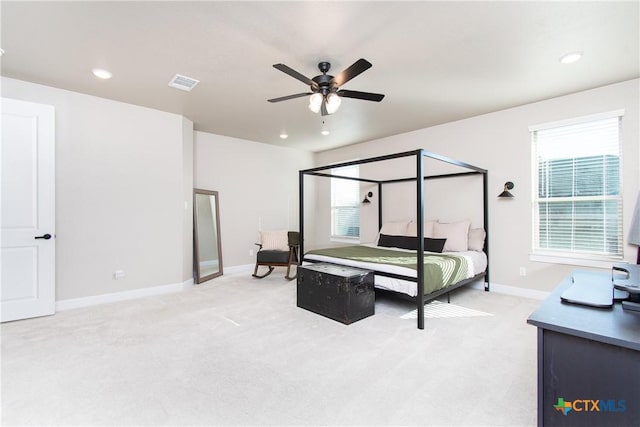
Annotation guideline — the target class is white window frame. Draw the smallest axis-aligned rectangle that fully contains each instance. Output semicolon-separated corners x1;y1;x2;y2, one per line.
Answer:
330;164;360;242
529;110;624;267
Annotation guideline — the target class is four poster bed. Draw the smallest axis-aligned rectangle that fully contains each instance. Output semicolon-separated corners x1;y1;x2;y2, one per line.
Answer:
298;149;489;329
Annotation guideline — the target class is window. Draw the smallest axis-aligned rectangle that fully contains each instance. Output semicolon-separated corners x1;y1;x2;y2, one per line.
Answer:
331;165;360;239
531;111;623;260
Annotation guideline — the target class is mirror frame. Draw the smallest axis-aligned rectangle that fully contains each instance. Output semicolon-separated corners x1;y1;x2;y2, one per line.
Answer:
194;188;223;283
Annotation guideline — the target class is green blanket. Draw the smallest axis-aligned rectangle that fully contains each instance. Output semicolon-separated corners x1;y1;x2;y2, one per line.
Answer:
306;246;469;295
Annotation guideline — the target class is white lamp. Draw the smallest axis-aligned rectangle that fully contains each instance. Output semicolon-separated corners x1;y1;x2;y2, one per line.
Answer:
309;93;342;115
308;93;323;113
325;93;342;114
629;191;640;264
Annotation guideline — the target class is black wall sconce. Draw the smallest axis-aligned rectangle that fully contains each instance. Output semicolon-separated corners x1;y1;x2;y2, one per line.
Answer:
498;181;515;198
362;191;373;204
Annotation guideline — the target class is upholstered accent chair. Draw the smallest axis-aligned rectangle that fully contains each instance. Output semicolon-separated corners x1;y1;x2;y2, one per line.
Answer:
252;231;300;280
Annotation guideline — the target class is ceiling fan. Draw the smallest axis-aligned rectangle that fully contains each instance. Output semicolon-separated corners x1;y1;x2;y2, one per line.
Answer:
267;58;385;116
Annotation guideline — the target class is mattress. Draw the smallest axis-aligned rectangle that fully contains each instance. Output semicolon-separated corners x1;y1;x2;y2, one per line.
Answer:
304;244;487;297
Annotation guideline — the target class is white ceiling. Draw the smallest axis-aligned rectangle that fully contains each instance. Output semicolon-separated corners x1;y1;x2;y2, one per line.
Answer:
1;1;638;152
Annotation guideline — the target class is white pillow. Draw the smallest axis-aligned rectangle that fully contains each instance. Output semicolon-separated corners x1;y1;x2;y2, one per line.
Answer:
260;230;289;251
379;221;410;236
406;220;437;238
433;220;471;252
468;228;486;251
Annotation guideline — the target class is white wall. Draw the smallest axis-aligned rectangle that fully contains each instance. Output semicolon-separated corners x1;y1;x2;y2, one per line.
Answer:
3;75;636;299
193;132;314;269
181;117;194;282
2;77;193;300
314;79;640;292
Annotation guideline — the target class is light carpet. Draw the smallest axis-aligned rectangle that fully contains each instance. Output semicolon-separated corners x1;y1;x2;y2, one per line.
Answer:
401;300;494;319
1;269;540;426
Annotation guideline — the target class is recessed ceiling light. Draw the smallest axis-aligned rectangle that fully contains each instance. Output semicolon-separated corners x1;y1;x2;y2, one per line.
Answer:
279;133;288;139
92;68;112;79
559;51;583;64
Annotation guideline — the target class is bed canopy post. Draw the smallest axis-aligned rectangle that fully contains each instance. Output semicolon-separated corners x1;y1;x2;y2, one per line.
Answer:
377;182;383;232
299;170;304;262
483;172;490;291
416;150;425;329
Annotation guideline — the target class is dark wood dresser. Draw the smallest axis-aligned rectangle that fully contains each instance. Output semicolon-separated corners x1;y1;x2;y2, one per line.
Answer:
527;270;640;427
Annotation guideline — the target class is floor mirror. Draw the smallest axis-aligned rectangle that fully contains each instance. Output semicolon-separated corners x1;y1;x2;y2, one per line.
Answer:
194;189;223;283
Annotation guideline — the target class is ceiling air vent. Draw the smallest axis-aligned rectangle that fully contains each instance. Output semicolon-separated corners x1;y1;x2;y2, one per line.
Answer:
168;74;200;91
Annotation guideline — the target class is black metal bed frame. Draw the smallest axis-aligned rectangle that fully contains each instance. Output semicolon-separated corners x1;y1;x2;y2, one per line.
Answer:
298;149;489;329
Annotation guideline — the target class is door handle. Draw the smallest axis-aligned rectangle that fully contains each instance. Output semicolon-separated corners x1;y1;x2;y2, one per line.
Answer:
34;233;52;240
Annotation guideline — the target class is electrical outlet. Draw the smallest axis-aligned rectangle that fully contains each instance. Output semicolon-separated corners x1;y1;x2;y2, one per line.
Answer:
249;249;254;257
519;267;526;277
113;270;126;280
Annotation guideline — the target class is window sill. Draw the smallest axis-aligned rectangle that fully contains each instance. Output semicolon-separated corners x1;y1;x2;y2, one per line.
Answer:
330;237;360;244
529;253;623;269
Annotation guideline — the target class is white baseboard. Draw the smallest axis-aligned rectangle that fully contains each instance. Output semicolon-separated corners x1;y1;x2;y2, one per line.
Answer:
223;264;253;275
56;278;194;311
55;264;254;313
470;281;550;300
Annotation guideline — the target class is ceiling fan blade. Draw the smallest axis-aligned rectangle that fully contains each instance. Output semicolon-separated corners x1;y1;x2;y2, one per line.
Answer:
267;92;312;103
337;89;385;102
273;64;318;89
332;59;372;87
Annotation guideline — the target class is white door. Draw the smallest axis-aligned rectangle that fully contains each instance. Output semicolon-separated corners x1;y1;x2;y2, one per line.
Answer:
1;98;55;322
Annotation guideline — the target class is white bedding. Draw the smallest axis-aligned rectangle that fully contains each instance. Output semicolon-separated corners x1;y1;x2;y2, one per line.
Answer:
304;243;487;297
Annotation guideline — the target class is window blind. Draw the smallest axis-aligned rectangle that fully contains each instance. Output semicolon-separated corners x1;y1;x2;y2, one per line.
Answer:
331;165;360;238
532;114;623;259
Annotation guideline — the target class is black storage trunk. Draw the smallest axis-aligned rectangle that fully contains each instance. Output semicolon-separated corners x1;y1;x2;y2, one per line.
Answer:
297;263;375;324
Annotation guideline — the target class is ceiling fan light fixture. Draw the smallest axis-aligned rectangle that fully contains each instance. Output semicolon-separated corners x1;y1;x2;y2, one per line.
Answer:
325;93;341;114
309;93;323;113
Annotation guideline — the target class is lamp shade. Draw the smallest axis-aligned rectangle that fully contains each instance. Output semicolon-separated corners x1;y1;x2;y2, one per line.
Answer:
498;181;515;198
308;93;322;113
629;191;640;246
362;191;373;204
325;93;342;114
